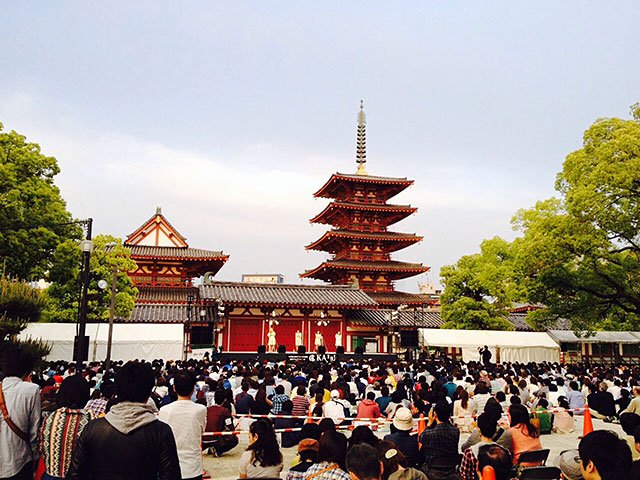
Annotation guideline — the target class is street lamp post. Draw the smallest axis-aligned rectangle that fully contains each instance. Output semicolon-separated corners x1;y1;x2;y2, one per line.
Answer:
105;265;117;372
75;218;93;369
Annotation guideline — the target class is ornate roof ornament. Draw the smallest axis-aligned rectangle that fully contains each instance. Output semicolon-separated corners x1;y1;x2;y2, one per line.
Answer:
355;100;368;175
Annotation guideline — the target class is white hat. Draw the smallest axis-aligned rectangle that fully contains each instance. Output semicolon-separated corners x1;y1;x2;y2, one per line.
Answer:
330;389;340;399
392;407;414;431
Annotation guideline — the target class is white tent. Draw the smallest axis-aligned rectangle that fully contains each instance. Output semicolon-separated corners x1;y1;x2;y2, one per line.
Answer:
420;329;560;363
18;323;184;362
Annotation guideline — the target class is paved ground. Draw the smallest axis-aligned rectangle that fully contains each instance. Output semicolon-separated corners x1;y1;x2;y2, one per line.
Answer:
203;416;634;479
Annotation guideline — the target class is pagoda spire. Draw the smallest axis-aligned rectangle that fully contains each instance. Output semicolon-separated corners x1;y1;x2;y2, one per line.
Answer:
355;100;368;175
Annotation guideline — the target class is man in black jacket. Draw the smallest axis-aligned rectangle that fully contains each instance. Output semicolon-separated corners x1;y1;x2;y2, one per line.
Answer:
68;361;181;480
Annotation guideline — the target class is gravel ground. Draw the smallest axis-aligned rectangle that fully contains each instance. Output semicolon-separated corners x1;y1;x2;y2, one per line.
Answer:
203;416;634;479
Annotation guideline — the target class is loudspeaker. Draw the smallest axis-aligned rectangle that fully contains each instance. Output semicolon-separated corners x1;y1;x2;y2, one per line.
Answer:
277;344;286;354
257;344;266;354
297;345;306;354
73;335;89;363
354;346;364;355
317;345;326;354
400;330;419;347
336;346;344;355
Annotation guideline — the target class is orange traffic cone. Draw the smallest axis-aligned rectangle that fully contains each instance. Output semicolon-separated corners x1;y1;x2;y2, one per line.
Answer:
306;409;312;424
481;465;496;480
417;413;425;448
582;403;594;437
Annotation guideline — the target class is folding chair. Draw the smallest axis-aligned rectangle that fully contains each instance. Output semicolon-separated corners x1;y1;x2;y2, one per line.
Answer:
518;466;562;479
516;448;550;467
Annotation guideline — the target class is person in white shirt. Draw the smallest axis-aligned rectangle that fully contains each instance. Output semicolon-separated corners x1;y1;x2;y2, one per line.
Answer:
323;390;347;423
159;370;207;480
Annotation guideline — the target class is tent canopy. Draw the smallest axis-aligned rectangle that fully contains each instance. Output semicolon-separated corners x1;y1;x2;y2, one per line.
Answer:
420;329;560;363
18;323;184;362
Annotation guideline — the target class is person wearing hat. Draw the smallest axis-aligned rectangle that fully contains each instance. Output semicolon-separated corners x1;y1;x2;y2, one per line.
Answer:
323;390;348;424
554;450;583;480
383;407;419;467
285;439;319;480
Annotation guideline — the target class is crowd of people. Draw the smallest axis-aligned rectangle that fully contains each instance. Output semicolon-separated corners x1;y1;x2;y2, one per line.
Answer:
2;343;640;479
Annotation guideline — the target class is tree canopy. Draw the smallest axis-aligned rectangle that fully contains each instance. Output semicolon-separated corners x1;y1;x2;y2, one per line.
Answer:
45;234;138;322
0;123;80;280
512;105;640;331
439;237;520;330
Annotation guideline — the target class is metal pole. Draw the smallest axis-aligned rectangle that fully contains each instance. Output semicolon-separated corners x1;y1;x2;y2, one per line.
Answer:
105;264;117;372
76;218;92;369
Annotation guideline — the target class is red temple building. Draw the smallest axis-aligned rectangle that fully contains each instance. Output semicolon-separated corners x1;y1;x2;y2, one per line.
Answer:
301;102;432;308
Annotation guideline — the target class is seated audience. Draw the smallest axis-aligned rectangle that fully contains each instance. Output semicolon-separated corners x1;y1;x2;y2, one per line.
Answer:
384;407;419;467
578;430;632;480
553;396;575;433
346;443;383;480
476;444;512;480
285;438;319;480
348;425;380;450
419;401;460;464
304;430;350;480
459;413;502;480
203;388;238;456
508;404;542;465
377;440;426;480
238;419;283;478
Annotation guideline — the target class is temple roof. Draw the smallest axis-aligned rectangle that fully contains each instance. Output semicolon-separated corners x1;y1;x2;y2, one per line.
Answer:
127;245;228;261
349;309;443;328
314;173;413;200
199;281;378;308
310;201;417;226
136;286;199;303
125;209;188;248
366;291;437;306
305;230;422;252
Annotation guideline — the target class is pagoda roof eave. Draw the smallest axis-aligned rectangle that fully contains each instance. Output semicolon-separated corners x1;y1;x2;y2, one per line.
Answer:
300;260;430;280
313;173;414;199
309;201;417;224
305;230;422;251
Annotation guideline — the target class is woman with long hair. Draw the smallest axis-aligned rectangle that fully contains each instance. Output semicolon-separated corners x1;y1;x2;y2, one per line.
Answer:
552;396;575;433
453;389;476;432
238;419;283;478
304;430;350;480
39;374;94;480
508;404;542;464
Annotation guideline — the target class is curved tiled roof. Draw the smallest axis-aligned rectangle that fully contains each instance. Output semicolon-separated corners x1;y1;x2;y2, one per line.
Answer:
305;230;422;251
199;281;377;308
136;286;198;303
127;303;189;323
349;309;442;328
310;201;417;225
128;245;227;260
301;260;430;280
366;291;437;306
314;173;414;199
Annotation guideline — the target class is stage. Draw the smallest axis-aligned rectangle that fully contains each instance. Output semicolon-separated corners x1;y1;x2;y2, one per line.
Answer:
214;351;399;363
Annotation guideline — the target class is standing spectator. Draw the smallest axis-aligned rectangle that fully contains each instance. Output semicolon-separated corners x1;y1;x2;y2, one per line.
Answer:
304;430;350;480
508;404;542;465
346;443;383;480
285;438;319;480
0;345;41;480
158;370;207;480
384;407;419;467
418;401;460;464
579;430;632;480
39;374;93;480
67;361;181;480
238;419;283;478
203;389;239;456
270;385;289;414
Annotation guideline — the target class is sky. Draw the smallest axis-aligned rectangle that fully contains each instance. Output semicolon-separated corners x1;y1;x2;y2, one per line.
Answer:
1;2;639;291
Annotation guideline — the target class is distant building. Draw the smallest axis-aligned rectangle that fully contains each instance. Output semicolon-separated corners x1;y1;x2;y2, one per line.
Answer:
242;274;284;284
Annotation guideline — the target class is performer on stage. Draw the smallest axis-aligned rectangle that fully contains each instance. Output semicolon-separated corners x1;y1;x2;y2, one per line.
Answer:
314;331;323;351
267;325;277;352
295;330;303;349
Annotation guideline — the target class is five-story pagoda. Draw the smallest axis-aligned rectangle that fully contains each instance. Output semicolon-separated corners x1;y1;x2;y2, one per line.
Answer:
301;102;429;295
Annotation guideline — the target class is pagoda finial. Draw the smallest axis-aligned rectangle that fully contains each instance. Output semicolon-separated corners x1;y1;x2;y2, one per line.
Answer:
355;100;368;175
156;206;162;215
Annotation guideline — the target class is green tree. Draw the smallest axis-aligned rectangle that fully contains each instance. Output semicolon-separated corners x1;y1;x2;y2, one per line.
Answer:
0;123;80;279
45;234;138;322
439;237;520;330
513;104;640;331
0;275;50;361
